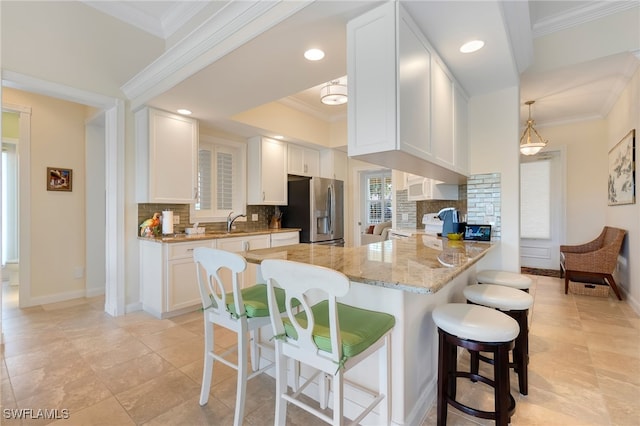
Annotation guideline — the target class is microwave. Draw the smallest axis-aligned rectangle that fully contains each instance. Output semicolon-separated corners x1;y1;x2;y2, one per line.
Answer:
406;174;458;201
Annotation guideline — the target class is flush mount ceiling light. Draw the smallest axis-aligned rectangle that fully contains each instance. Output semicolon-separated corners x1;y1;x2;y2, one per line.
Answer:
320;80;347;105
304;48;325;61
459;40;485;53
177;109;192;115
519;100;548;156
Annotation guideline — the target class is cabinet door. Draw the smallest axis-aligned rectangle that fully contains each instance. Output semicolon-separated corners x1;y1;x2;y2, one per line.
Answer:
398;9;432;159
248;137;287;205
288;145;319;177
320;149;348;181
431;58;454;168
167;257;202;312
454;85;469;175
347;1;397;157
141;108;198;203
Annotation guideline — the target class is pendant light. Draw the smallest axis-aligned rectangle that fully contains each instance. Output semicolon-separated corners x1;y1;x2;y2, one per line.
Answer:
320;80;347;105
519;100;548;156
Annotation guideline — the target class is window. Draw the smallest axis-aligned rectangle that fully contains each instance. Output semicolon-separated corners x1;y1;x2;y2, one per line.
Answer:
520;160;550;239
191;136;246;222
363;171;392;225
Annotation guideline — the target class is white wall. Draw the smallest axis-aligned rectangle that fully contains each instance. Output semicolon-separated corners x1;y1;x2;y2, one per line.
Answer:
606;67;639;309
468;86;521;271
537;119;608;243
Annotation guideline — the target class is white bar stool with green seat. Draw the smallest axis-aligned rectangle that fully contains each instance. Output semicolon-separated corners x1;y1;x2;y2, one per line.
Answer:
193;248;292;426
463;284;534;395
477;270;532;292
261;259;396;426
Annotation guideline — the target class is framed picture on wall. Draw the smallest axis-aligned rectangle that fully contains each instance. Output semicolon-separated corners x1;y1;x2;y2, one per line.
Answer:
608;129;635;206
47;167;73;192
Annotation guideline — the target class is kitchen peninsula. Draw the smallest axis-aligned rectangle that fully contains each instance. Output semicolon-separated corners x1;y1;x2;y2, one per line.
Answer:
244;235;494;425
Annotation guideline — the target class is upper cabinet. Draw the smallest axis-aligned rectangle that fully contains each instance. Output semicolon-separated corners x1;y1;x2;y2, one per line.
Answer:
135;107;198;203
347;2;468;183
247;136;288;205
320;149;348;182
287;144;319;177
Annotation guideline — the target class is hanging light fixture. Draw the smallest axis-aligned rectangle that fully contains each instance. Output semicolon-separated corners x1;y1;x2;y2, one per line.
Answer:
519;100;548;155
320;80;347;105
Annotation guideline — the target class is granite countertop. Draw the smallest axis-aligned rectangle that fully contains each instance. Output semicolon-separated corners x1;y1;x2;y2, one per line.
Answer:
138;228;300;243
243;235;494;294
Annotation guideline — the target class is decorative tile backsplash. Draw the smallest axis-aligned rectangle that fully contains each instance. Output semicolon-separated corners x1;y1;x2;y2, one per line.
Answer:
137;204;277;235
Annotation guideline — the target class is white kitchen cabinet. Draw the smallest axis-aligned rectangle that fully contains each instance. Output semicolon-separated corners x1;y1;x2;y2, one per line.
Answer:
270;231;300;247
431;57;454;169
288;144;319;177
320;149;348;182
247;136;288;205
135;107;198;203
347;2;467;184
217;234;271;287
406;174;458;201
453;84;469;175
140;239;214;318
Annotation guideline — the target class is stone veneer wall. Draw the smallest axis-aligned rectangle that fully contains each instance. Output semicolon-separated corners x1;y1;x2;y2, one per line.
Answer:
466;173;501;240
137;204;276;235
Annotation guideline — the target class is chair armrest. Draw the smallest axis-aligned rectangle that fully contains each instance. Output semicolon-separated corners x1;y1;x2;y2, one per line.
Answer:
560;240;601;254
563;248;617;274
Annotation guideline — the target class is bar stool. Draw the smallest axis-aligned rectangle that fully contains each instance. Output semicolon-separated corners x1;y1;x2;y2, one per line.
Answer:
433;303;519;426
477;270;532;292
464;284;534;395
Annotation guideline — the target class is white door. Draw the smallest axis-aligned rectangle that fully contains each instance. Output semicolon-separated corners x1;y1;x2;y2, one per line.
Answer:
520;150;565;270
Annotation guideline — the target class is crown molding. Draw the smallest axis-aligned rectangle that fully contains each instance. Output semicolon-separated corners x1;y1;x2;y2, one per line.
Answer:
278;96;347;123
2;70;117;109
532;1;639;38
161;2;212;39
122;0;312;110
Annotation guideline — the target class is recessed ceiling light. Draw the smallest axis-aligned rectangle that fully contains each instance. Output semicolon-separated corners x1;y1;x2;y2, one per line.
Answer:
304;48;325;61
274;135;284;140
459;40;485;53
177;109;192;115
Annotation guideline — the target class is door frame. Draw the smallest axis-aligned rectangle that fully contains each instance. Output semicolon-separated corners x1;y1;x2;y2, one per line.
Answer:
2;71;126;316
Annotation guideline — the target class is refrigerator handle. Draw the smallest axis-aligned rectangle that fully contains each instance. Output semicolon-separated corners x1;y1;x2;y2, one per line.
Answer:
328;184;334;234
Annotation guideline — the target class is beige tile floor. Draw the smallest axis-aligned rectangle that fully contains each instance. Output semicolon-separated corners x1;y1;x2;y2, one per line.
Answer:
1;275;639;425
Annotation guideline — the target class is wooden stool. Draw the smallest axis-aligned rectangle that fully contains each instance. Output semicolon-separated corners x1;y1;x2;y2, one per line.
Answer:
464;284;534;395
477;270;532;292
433;303;519;426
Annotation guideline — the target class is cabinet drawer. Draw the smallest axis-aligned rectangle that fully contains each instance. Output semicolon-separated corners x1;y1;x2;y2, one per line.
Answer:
168;240;214;260
271;231;300;247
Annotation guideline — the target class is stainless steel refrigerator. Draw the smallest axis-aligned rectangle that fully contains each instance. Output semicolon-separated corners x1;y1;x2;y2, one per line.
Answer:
282;176;344;245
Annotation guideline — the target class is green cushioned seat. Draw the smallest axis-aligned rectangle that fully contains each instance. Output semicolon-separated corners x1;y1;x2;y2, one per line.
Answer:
283;301;395;359
225;284;290;318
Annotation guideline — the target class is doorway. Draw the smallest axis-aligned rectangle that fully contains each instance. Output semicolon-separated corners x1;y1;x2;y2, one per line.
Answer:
2;73;125;316
520;149;566;270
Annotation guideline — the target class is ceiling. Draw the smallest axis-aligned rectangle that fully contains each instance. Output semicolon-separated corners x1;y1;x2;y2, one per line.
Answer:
84;0;639;138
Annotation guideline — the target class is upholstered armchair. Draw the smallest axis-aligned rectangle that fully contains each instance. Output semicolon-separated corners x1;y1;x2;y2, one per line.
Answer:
560;226;626;300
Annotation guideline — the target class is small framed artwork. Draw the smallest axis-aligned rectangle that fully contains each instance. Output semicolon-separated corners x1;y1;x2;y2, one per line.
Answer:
47;167;73;192
608;129;635;206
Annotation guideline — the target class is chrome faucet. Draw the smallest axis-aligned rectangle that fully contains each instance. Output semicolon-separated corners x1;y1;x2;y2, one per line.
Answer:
227;211;246;233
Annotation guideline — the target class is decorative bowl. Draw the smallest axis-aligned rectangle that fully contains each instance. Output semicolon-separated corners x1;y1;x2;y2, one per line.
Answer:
447;232;463;240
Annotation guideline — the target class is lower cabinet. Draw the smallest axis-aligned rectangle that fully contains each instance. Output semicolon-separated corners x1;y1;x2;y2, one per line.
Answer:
140;239;215;319
216;234;270;287
139;232;295;318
